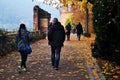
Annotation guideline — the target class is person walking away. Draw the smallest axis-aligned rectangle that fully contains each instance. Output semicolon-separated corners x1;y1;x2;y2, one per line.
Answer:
72;28;76;34
76;22;83;41
65;23;71;41
48;18;65;70
16;23;32;71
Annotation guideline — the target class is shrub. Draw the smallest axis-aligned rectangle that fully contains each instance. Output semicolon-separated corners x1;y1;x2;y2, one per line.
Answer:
92;0;120;64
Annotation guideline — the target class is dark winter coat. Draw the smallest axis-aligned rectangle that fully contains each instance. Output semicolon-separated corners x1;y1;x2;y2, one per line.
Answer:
76;23;83;35
65;24;71;35
48;22;65;47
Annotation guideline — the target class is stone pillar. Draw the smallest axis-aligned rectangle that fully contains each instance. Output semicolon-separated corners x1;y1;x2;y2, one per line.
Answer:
33;6;39;30
33;5;51;32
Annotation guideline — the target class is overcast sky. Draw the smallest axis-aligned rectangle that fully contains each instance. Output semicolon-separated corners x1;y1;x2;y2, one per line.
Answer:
0;0;60;30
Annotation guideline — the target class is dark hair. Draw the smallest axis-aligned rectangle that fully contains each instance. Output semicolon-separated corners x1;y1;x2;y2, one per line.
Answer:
54;18;58;23
18;23;27;38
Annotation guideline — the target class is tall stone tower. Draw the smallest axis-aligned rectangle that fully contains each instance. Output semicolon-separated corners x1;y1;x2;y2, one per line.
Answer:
60;4;93;34
60;4;79;26
60;6;73;26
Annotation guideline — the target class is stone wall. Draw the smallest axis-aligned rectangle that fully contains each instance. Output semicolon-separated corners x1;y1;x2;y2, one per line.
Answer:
0;31;46;56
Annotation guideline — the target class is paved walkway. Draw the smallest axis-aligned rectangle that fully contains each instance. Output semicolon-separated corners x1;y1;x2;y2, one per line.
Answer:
0;34;105;80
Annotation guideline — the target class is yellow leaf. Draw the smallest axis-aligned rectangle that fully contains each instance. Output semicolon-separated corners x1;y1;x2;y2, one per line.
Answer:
85;75;89;79
113;75;119;79
0;69;4;72
117;71;120;75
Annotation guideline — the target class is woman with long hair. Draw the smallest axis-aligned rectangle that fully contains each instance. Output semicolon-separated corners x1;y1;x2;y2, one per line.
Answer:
16;23;32;72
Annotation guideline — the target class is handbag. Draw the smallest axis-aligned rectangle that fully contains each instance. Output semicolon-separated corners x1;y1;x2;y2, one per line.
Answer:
25;44;32;54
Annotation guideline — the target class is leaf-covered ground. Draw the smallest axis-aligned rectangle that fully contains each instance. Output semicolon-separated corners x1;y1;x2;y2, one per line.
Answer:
0;34;105;80
97;58;120;80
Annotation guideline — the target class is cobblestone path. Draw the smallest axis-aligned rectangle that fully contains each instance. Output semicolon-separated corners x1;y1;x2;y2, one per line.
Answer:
0;34;105;80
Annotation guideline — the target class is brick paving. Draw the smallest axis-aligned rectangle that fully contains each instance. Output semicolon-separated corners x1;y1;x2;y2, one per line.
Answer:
0;34;105;80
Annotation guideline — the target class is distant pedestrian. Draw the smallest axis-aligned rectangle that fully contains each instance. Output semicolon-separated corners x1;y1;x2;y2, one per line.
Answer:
48;18;65;70
16;23;32;72
76;22;83;40
72;28;76;34
65;23;71;41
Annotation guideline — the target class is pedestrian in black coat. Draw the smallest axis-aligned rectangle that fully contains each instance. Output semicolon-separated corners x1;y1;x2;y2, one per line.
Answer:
65;23;71;41
76;22;83;40
48;18;65;70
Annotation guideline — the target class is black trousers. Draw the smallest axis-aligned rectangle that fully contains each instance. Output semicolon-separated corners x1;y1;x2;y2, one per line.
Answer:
20;51;28;68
